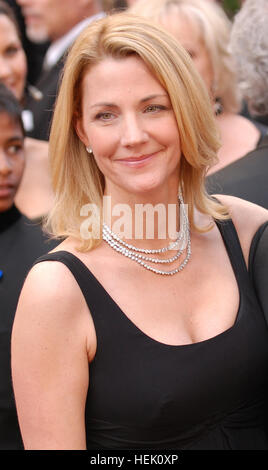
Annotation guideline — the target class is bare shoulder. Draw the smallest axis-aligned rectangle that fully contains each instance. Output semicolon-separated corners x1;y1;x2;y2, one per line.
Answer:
215;195;268;230
214;194;268;263
18;257;82;312
13;250;94;348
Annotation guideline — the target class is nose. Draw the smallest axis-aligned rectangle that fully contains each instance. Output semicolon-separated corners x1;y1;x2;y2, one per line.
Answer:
120;114;149;147
16;0;29;6
0;152;12;176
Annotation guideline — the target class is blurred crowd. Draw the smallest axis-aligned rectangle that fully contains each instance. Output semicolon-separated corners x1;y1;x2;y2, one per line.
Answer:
0;0;268;450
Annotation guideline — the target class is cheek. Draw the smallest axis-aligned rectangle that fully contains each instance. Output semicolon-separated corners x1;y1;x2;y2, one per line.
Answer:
196;56;214;91
90;129;117;163
13;55;27;96
17;54;27;82
14;154;25;185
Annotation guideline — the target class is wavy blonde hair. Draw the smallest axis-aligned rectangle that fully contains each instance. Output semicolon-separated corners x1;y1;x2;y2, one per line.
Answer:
130;0;241;113
46;12;228;251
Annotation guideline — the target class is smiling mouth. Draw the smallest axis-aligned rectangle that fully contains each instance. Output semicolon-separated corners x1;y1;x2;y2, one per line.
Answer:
117;152;159;165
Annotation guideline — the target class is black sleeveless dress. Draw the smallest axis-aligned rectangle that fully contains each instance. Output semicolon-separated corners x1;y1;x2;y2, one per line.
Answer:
35;219;268;449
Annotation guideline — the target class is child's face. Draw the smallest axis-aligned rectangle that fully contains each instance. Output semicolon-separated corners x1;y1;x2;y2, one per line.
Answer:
0;112;24;212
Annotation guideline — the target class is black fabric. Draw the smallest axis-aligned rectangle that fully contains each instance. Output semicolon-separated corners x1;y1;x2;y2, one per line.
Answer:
34;219;268;450
0;204;21;233
206;134;268;209
0;206;58;449
240;101;268;128
249;222;268;326
253;120;268;145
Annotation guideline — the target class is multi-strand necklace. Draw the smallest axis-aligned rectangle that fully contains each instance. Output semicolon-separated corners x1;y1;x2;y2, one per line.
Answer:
102;191;191;275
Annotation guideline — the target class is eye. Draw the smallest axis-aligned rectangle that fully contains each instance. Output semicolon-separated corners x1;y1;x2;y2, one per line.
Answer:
144;104;167;113
7;143;23;155
5;45;20;57
95;111;115;121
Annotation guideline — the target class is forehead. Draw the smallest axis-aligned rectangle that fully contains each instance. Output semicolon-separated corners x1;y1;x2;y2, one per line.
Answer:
161;10;202;45
32;0;82;14
0;14;19;39
0;112;23;137
81;56;166;103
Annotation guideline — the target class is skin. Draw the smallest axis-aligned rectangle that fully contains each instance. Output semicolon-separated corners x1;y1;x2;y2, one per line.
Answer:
160;13;214;95
159;10;261;172
0;12;53;219
11;56;268;450
0;15;27;101
76;56;181;206
17;0;100;42
0;112;24;212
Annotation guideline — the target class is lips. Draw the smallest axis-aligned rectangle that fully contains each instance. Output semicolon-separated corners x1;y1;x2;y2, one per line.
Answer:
116;151;159;167
21;9;41;25
0;184;15;198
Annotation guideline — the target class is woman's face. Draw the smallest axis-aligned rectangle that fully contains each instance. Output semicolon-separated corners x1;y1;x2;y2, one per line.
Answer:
161;12;214;95
0;112;25;212
0;14;27;101
75;55;181;199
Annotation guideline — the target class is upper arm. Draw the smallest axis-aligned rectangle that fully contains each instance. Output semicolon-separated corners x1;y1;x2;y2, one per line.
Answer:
11;261;91;450
214;194;268;267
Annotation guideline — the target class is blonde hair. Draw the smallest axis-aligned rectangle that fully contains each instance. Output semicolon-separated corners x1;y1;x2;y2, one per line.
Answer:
130;0;241;113
46;12;228;251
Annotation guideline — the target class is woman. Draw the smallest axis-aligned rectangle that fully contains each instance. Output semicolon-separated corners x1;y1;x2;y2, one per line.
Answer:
11;13;268;450
0;1;54;220
130;0;268;176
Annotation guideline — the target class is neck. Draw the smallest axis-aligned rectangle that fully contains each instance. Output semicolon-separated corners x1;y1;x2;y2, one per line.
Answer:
103;184;183;250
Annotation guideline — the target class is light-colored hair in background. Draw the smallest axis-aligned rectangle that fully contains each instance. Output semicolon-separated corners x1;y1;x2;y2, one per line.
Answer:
230;0;268;117
130;0;241;113
46;13;228;251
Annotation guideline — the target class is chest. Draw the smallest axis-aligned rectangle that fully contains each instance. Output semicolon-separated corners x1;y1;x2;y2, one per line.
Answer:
86;271;268;448
88;241;240;346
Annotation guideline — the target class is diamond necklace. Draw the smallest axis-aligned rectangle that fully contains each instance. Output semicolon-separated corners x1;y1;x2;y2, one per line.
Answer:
102;192;191;276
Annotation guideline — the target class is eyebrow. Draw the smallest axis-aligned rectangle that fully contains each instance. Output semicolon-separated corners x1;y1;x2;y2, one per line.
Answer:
7;136;24;143
90;94;168;109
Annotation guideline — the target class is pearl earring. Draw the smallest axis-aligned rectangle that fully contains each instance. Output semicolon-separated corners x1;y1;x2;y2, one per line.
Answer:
86;146;93;154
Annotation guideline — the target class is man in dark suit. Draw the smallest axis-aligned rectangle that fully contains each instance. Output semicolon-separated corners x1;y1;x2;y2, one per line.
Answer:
206;134;268;209
16;0;104;141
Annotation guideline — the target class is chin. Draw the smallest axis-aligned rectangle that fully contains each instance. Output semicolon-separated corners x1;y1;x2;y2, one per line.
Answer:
0;200;13;213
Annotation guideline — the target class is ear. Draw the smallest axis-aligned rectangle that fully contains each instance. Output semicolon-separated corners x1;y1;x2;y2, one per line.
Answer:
73;111;89;147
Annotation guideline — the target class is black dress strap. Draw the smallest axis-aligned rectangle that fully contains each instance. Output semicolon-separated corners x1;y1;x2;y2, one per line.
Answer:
33;251;107;318
215;218;249;287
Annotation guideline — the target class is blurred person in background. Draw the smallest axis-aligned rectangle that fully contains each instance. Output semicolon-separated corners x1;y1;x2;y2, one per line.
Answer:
16;0;105;141
3;0;50;85
231;0;268;126
0;0;54;220
130;0;268;208
204;0;268;208
0;83;57;449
